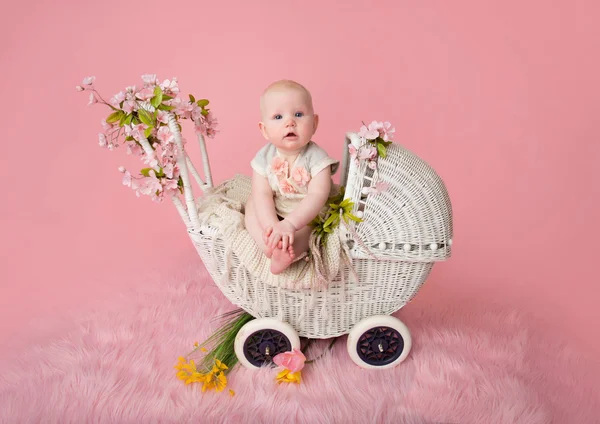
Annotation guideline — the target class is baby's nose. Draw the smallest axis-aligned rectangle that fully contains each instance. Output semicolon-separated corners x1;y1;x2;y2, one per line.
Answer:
285;118;296;127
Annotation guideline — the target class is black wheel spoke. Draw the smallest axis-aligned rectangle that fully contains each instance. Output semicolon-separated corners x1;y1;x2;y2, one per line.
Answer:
356;326;404;366
243;329;292;367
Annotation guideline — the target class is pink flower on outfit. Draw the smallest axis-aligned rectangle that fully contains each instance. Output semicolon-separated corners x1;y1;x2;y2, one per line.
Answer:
292;167;310;187
271;157;289;179
273;348;306;373
279;179;297;194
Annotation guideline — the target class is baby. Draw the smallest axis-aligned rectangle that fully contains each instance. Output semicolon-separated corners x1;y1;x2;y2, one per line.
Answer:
245;80;338;275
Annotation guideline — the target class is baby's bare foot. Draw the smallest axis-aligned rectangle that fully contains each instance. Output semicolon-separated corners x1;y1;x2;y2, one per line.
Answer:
264;245;274;259
276;242;296;260
270;247;294;275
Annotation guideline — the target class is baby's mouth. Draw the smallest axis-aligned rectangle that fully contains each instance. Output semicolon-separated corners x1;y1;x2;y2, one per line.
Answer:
284;131;297;138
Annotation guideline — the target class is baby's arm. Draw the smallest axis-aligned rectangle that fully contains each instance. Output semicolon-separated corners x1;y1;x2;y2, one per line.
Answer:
267;167;332;250
285;167;332;230
250;171;279;232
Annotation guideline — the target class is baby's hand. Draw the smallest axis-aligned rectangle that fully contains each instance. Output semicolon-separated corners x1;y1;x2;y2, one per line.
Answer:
265;220;297;251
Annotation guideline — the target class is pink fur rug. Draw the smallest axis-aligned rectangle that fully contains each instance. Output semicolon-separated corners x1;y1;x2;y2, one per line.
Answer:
1;264;598;423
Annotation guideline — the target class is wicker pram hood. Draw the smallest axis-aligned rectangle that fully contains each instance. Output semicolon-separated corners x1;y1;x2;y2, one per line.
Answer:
341;133;453;262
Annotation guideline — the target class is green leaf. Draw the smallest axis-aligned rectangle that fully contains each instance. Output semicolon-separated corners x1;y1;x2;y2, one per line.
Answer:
376;142;387;158
125;136;134;141
124;113;133;126
197;99;209;107
344;212;363;223
140;168;152;177
144;126;153;138
132;116;141;125
138;109;154;127
106;110;124;124
201;108;209;116
158;104;175;111
189;94;196;103
118;112;128;127
323;213;339;228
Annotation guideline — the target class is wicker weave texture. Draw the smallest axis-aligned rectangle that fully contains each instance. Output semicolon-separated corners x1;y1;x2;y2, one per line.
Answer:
189;227;432;338
341;133;453;262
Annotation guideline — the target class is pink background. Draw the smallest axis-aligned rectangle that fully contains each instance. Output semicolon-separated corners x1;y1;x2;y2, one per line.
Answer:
1;0;599;363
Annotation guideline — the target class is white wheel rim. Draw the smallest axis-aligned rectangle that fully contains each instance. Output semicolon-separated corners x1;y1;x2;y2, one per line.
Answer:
347;315;412;369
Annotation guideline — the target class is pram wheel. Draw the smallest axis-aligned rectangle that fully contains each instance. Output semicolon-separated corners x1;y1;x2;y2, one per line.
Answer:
234;318;301;369
347;315;412;369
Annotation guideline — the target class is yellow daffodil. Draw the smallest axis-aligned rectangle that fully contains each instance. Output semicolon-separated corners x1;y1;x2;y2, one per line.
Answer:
175;357;207;385
275;369;302;384
202;371;227;392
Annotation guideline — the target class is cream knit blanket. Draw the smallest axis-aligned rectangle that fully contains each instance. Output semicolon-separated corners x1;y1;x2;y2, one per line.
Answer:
196;174;344;290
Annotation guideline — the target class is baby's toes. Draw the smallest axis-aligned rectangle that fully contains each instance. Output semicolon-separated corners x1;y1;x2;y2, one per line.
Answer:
288;246;295;258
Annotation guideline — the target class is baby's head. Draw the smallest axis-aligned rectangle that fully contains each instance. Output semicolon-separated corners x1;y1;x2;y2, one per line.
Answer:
258;80;319;154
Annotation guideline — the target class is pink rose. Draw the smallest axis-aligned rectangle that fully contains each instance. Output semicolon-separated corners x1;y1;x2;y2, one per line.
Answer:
271;156;289;179
292;167;311;187
273;348;306;373
279;179;297;194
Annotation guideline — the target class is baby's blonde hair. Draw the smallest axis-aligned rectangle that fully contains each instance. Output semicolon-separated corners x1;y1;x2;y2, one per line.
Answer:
260;79;314;115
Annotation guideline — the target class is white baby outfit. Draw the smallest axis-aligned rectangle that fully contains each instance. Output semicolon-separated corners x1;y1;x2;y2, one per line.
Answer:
250;141;339;217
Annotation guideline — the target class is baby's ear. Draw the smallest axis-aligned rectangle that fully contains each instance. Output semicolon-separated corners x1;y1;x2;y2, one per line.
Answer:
258;121;269;140
312;114;319;133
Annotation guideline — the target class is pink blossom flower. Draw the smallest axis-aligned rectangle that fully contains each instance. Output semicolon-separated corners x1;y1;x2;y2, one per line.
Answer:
98;133;107;147
143;154;159;169
279;179;297;194
271;156;289;179
157;126;174;144
160;78;179;95
118;166;126;173
126;142;143;156
190;104;203;121
157;110;170;124
348;144;357;159
174;101;194;119
87;92;97;106
368;121;395;141
75;85;84;92
163;163;175;179
273;348;306;373
122;100;136;113
110;91;126;107
292;167;311;187
135;88;154;101
101;120;113;131
358;145;377;161
122;170;132;186
141;74;158;86
125;123;148;141
364;181;390;195
82;76;95;85
125;85;138;100
358;125;379;140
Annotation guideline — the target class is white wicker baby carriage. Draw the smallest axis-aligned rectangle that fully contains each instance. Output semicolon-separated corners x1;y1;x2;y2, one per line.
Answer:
161;114;454;369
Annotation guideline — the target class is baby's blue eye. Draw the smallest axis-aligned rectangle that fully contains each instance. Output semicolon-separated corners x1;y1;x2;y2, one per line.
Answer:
295;112;304;117
274;114;282;120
